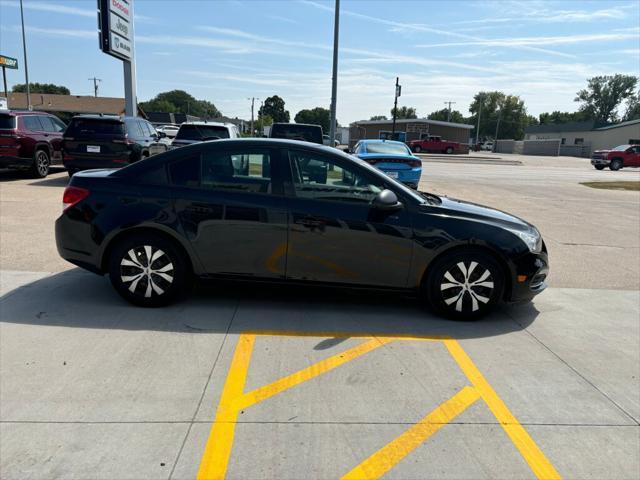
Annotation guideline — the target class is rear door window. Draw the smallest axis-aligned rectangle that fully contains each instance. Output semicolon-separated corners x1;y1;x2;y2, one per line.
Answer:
169;154;200;188
201;148;272;194
22;115;44;131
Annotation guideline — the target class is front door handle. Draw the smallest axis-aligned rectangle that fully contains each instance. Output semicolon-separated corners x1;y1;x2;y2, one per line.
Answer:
296;216;325;230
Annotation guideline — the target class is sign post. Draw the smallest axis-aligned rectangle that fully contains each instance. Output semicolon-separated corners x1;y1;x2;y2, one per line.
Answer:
0;54;19;98
391;77;401;137
97;0;136;116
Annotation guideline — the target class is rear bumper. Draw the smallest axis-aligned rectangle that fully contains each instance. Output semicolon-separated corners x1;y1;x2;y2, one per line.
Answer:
379;166;421;187
55;214;103;274
507;250;549;303
63;155;133;171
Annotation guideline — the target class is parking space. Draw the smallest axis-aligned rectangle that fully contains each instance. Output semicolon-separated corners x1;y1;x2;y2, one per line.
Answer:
1;156;639;479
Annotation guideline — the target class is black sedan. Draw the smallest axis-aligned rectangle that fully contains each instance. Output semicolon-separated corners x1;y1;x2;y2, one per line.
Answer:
55;139;548;319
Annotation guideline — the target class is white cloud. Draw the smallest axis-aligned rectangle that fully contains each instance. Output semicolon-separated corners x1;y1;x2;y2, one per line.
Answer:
0;0;95;17
416;32;640;48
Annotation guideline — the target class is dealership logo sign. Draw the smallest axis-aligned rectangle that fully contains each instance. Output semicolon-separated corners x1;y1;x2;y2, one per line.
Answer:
0;54;18;69
98;0;133;61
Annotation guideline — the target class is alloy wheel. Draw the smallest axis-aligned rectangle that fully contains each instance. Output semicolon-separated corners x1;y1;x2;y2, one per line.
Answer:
35;151;50;177
440;261;494;313
119;245;174;298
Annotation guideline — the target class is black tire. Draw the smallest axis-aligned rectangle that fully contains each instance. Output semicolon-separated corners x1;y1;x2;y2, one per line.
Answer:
594;165;605;170
424;249;504;320
414;145;421;153
609;158;623;171
108;233;191;307
31;149;50;178
445;147;454;154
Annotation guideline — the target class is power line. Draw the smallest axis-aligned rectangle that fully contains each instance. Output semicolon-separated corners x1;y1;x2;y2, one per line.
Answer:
88;77;102;97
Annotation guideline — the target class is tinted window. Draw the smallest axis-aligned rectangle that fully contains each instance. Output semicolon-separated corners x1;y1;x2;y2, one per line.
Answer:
202;149;271;194
39;116;58;133
51;117;67;132
169;154;200;188
0;114;16;129
289;150;383;204
176;125;230;141
126;120;143;138
23;115;43;131
136;164;168;185
67;118;124;136
364;142;411;155
270;124;322;144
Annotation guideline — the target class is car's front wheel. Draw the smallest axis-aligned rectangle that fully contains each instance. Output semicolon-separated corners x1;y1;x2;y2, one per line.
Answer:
108;234;190;307
445;147;454;154
594;165;605;170
425;250;504;320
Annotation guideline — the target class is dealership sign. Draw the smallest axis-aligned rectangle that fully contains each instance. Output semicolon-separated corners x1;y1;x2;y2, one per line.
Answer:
0;54;18;69
98;0;133;61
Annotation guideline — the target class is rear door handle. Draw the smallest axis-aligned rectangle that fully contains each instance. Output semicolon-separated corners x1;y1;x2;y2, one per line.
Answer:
296;216;325;229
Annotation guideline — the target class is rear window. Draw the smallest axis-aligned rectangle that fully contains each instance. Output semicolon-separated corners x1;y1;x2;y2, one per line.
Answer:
364;142;411;155
176;125;230;141
270;124;323;144
67;118;125;136
0;114;16;129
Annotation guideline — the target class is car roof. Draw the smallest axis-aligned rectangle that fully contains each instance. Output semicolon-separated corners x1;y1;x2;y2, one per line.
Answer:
181;121;233;127
71;114;124;122
3;110;53;116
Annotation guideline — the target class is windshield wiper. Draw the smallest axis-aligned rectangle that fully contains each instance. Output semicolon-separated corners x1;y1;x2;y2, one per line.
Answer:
418;191;441;205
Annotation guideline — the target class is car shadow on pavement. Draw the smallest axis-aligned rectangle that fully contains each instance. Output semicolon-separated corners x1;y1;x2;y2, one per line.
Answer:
0;168;66;183
0;268;539;340
27;172;69;187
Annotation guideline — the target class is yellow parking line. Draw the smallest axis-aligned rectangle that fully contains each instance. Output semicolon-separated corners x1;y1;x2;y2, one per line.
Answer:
243;330;450;341
235;337;392;410
444;339;562;480
341;386;480;480
197;334;256;480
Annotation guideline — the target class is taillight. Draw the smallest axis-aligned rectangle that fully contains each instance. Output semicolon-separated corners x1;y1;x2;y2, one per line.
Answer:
62;186;90;212
409;159;422;167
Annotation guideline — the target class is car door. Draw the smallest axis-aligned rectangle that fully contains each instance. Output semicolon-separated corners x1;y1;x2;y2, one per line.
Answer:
170;144;289;278
284;148;414;288
39;116;65;162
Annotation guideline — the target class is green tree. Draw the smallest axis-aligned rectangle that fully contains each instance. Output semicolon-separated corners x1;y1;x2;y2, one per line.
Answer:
256;114;273;135
294;107;332;132
369;115;388;121
259;95;290;123
623;91;640;121
392;106;417;119
538;110;591;124
139;90;221;118
428;108;466;123
469;91;532;140
12;83;70;95
575;75;638;123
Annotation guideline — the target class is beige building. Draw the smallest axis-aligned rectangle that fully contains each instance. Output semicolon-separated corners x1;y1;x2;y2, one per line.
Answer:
349;118;474;149
524;119;640;154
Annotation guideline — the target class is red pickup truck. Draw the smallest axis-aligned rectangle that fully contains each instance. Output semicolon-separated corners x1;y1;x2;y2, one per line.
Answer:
591;144;640;170
407;135;464;154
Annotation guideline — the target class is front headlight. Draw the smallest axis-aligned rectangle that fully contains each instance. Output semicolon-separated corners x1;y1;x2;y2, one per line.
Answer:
510;228;542;253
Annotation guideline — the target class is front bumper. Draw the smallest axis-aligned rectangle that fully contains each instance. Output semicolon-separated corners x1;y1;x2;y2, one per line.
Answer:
591;158;609;166
507;249;549;303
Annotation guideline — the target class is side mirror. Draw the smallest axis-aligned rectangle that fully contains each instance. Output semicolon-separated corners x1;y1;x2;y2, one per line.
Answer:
157;131;167;139
372;189;403;211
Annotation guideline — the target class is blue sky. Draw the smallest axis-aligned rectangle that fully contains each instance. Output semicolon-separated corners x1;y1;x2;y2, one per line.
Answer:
0;0;638;123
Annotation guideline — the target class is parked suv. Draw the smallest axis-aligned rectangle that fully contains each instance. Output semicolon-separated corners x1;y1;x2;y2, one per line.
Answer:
591;144;640;170
63;115;166;176
171;122;239;149
0;110;66;177
270;123;323;144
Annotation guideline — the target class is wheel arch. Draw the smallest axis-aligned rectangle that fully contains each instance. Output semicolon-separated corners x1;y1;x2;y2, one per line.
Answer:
419;243;513;301
34;142;51;156
100;226;195;275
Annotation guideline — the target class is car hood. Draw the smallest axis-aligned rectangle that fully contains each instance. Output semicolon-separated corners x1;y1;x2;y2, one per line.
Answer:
434;196;536;232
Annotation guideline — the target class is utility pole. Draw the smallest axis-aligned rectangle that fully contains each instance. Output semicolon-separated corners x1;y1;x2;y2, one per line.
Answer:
329;0;340;146
392;77;400;137
19;0;31;110
494;107;502;141
475;95;483;148
444;101;456;122
89;77;102;97
249;97;256;136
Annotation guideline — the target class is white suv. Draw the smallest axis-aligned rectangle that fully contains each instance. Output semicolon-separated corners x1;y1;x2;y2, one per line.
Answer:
171;122;240;149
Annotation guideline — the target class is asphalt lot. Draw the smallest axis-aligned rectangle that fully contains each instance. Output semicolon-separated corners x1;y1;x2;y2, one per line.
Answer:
1;154;639;479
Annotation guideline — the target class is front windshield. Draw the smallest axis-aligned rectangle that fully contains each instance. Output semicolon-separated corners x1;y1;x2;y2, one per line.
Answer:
612;144;631;151
365;142;411;155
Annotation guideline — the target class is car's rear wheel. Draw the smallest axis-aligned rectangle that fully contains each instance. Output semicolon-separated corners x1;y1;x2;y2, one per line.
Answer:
31;149;50;178
425;250;504;320
594;165;605;170
413;145;421;153
108;234;190;307
609;158;623;171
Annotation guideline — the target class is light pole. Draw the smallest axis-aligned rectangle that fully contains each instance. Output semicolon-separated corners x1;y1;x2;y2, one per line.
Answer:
475;95;483;148
19;0;31;110
392;77;400;137
329;0;340;145
494;107;502;141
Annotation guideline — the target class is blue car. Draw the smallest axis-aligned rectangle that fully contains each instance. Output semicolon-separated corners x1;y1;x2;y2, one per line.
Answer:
352;139;422;189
